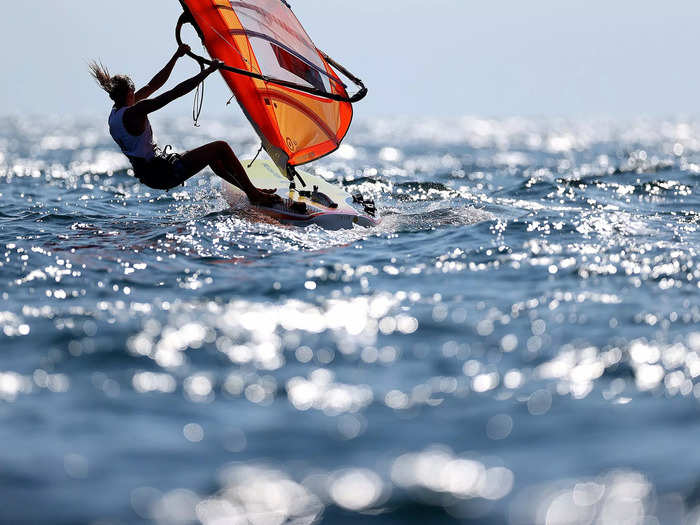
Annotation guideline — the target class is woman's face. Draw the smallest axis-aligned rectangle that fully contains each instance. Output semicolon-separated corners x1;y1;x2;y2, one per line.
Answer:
125;88;136;106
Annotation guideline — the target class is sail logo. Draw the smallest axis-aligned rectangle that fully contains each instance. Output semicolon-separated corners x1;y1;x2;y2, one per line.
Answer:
286;137;298;152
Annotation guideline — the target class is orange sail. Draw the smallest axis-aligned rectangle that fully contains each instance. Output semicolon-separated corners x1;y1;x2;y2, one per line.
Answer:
177;0;365;173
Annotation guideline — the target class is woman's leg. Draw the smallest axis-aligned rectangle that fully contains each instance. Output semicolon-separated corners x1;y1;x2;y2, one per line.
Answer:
179;141;279;204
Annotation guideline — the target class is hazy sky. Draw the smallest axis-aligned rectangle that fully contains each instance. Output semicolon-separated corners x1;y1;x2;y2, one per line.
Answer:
2;1;700;118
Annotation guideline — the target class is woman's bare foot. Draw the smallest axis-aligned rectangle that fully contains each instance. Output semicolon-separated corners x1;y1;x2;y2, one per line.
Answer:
249;191;282;207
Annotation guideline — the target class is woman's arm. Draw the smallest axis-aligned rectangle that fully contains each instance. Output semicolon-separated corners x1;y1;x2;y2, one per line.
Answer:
125;61;221;127
134;44;190;102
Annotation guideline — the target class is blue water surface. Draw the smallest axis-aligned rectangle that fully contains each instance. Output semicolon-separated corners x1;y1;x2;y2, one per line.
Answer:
0;114;699;524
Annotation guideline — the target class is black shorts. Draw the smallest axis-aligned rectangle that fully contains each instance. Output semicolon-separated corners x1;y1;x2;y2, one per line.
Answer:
130;148;189;191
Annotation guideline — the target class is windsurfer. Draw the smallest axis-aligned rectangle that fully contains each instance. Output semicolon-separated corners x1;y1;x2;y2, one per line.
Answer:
89;45;279;205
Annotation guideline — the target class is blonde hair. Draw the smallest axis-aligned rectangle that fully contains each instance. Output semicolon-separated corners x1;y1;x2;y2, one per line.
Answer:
88;61;134;106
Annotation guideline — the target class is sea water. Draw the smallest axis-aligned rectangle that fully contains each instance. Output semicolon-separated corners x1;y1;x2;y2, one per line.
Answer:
0;114;698;524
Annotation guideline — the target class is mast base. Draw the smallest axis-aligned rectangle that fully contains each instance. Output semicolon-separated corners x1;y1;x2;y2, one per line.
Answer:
286;165;307;188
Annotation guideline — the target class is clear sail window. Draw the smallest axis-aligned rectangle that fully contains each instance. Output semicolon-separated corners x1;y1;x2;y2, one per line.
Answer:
271;43;324;91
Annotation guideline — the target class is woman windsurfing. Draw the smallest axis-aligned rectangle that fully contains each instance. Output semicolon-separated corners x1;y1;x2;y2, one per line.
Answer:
89;45;279;206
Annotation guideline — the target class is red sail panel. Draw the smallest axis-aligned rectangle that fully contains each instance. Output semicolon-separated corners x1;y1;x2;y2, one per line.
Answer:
181;0;353;169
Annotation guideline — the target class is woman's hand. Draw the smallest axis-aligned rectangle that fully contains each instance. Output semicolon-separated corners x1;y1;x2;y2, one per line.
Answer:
205;59;224;75
176;44;191;59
